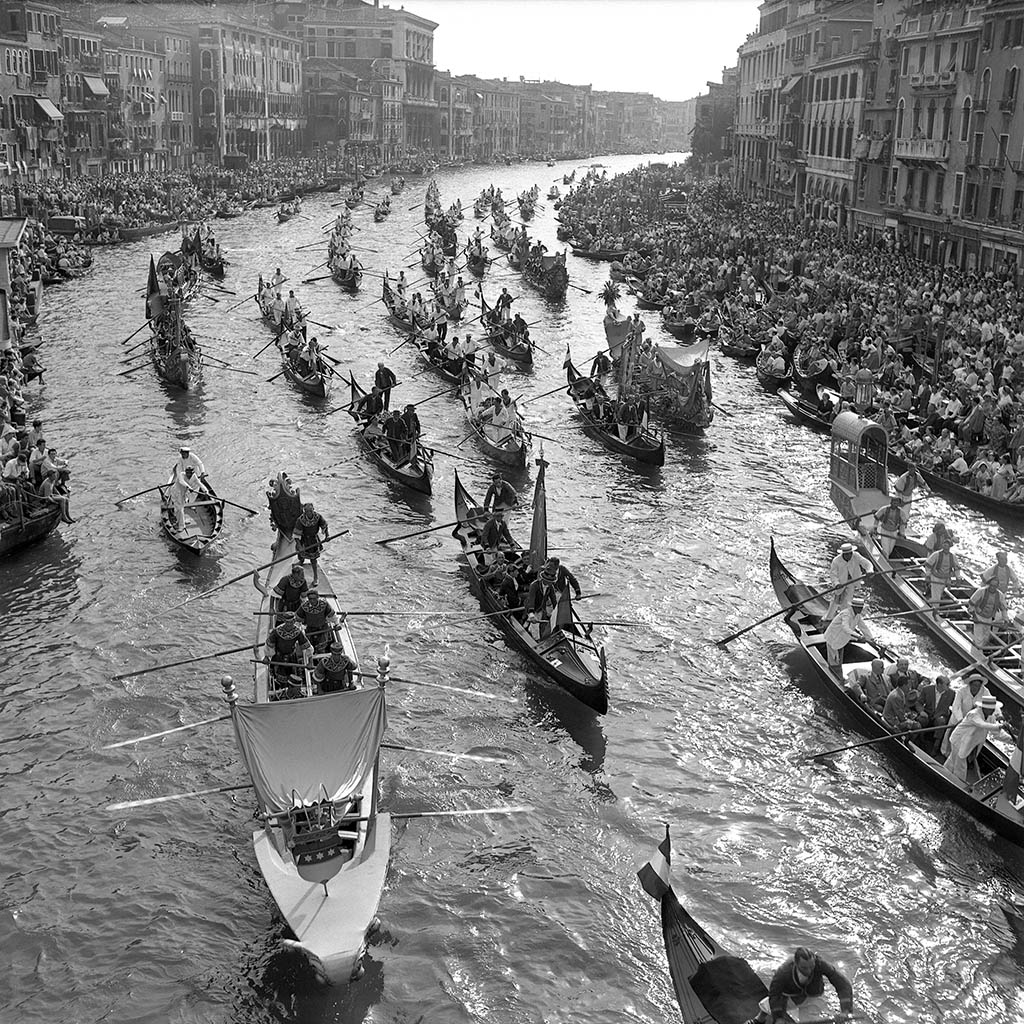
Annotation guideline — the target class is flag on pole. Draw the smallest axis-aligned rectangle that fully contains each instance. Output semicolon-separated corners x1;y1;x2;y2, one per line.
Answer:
637;824;672;901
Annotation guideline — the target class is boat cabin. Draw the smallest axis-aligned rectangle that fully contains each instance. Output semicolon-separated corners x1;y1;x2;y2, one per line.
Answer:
829;411;889;521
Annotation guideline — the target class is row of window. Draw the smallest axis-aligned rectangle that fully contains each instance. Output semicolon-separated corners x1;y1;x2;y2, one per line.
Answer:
812;72;859;103
901;38;980;76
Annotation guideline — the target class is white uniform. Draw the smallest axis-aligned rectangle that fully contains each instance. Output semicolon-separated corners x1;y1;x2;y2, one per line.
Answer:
172;452;206;479
943;706;1003;781
825;550;873;618
168;466;202;530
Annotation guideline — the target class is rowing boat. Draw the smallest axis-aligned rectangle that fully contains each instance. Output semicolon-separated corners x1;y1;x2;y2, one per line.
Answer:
465;248;490;276
0;492;61;555
349;376;434;494
570;244;627;262
460;377;531;469
158;479;224;554
244;535;389;983
638;828;768;1023
331;261;363;291
565;353;664;466
280;343;331;399
451;464;608;713
770;537;1024;845
755;347;791;391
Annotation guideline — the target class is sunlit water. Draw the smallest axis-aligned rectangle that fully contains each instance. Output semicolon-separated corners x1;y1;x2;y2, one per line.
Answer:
3;153;1024;1024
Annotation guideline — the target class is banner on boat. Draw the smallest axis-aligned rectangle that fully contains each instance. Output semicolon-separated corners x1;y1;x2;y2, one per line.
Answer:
653;339;710;377
232;687;387;814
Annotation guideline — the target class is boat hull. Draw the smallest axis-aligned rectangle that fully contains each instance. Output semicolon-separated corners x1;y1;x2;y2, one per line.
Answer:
255;811;390;984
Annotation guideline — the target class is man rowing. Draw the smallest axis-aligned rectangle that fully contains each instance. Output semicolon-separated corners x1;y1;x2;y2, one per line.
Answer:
484;472;517;521
167;464;202;533
967;576;1010;659
744;945;854;1024
313;642;356;693
871;495;904;557
263;610;313;698
824;543;872;620
172;445;208;486
294;501;329;585
296;585;337;654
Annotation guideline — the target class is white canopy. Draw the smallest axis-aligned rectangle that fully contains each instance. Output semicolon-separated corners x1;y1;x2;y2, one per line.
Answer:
653;338;710;377
232;688;387;815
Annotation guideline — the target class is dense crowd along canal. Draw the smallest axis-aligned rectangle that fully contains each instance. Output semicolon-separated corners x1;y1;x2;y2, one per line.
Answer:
4;153;1024;1023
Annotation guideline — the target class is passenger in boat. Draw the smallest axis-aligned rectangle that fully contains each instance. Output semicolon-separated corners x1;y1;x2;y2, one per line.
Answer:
745;946;854;1024
296;586;337;653
313;642;356;693
981;551;1021;595
824;543;873;620
919;675;955;755
845;658;890;710
924;538;960;619
375;361;398;411
384;411;410;464
943;694;1005;782
481;512;514;556
883;678;927;732
295;502;329;585
967;577;1010;659
481;552;522;607
484;472;518;520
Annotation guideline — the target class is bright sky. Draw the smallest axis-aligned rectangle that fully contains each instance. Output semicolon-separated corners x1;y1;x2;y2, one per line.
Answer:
398;0;762;101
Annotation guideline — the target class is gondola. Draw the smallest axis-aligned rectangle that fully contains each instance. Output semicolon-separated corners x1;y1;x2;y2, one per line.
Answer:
465;248;490;276
569;244;628;262
331;262;363;291
459;378;531;469
770;538;1024;845
157;478;225;554
791;339;835;393
776;387;833;431
451;466;608;713
634;293;668;312
719;328;760;360
249;531;389;984
280;342;332;399
639;829;768;1024
662;311;699;341
479;296;533;365
276;208;294;224
348;376;434;494
755;347;791;390
565;353;665;467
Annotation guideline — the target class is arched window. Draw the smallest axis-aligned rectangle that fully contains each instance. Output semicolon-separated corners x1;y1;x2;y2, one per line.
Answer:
942;100;952;139
960;96;972;141
981;67;991;107
1007;66;1020;103
200;87;215;115
897;97;905;137
927;99;937;137
439;87;448;103
912;100;922;134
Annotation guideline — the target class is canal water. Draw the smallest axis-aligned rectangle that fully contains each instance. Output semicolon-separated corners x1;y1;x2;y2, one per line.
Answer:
3;152;1023;1024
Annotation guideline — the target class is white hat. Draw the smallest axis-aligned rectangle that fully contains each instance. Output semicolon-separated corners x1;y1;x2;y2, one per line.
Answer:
840;543;855;553
977;694;1001;711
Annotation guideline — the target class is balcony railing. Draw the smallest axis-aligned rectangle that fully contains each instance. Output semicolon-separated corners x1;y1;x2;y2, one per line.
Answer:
894;137;949;161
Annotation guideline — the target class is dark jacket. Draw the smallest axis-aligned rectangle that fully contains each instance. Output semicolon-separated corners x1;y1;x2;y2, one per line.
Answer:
768;955;853;1020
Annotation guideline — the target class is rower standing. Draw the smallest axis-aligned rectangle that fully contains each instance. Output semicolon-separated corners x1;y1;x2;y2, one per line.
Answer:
892;464;928;534
375;361;398;411
294;501;329;585
924;537;960;619
981;551;1021;595
871;496;904;557
167;464;202;532
824;543;872;620
484;472;517;520
968;577;1010;659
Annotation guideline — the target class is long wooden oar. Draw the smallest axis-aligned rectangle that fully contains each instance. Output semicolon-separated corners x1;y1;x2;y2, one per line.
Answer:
251;335;280;360
118;363;150;378
716;564;915;647
224;291;258;314
124;333;153;355
798;725;946;763
112;644;256;681
108;782;252;812
216;496;260;516
103;714;231;749
381;742;508;764
375;518;463;544
205;363;260;378
120;319;152;345
115;484;166;505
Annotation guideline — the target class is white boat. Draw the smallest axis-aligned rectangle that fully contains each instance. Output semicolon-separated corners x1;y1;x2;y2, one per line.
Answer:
238;531;390;984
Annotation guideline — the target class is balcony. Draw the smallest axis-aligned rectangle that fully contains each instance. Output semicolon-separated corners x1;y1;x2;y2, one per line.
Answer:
32;69;49;84
894;137;949;162
199;113;218;129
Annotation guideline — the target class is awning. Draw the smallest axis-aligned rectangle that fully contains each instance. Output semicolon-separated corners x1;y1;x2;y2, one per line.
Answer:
781;75;803;96
33;97;63;121
82;75;109;98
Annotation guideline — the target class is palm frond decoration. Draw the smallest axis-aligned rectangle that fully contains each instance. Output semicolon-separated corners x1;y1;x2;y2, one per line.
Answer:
600;280;621;309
